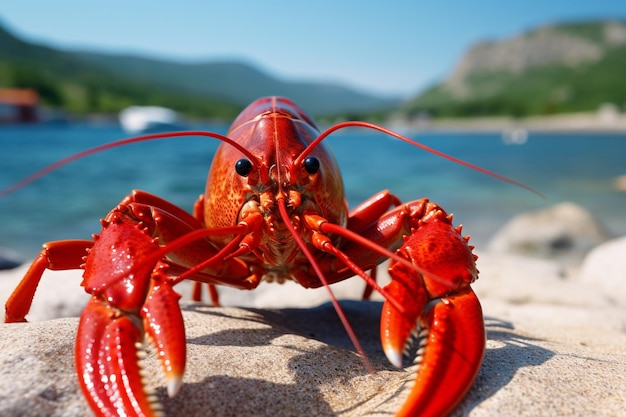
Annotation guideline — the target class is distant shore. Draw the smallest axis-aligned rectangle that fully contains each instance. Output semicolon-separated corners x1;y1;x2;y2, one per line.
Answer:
387;110;626;134
24;107;626;136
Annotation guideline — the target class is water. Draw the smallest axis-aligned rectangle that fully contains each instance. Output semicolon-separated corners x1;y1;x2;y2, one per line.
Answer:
1;123;625;258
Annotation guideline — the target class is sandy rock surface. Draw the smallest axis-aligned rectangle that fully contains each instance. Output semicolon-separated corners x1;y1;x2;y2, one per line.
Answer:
1;202;625;416
1;302;414;417
2;252;625;416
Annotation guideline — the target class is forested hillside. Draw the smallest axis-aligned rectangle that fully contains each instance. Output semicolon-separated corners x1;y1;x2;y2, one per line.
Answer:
404;20;626;118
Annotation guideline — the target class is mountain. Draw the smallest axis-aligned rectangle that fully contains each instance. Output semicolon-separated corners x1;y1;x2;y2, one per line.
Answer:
0;24;242;119
0;22;398;118
404;20;626;118
73;53;399;116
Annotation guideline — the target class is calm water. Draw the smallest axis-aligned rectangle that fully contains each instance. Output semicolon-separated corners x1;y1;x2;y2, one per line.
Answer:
1;122;625;257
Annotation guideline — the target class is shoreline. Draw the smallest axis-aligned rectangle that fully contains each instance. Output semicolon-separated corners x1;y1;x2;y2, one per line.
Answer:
387;111;626;134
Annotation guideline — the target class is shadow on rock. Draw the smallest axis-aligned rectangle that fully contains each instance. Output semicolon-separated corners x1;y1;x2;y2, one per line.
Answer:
453;316;555;415
169;301;403;416
185;300;389;364
176;302;556;416
161;372;336;417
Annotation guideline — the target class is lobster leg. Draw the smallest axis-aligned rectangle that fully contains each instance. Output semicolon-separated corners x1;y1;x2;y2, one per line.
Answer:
299;198;432;288
191;193;217;304
4;239;93;322
296;198;483;417
73;194;272;417
347;189;401;232
347;190;401;301
381;209;484;417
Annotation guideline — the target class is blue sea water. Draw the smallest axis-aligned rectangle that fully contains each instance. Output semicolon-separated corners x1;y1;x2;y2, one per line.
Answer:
1;122;625;258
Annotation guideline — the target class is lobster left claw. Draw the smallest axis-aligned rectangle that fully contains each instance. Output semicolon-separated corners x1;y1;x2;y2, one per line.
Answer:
381;214;485;417
76;212;186;417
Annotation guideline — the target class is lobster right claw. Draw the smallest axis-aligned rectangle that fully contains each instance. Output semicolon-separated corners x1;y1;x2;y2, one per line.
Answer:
73;210;188;417
76;277;187;417
381;216;485;417
76;296;157;417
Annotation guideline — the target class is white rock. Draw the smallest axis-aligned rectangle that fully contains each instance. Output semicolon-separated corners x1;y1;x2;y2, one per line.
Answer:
579;236;626;307
3;220;626;416
487;202;610;262
0;248;23;270
474;251;604;309
613;174;626;192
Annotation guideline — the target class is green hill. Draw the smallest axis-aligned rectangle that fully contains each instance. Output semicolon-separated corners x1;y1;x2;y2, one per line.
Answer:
403;20;626;118
0;22;398;119
0;24;242;119
73;53;399;117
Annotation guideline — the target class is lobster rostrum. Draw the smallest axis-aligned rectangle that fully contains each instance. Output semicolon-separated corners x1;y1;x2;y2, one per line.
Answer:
3;97;540;417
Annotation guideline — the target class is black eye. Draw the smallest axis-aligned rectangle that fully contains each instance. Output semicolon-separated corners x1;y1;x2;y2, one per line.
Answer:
235;158;253;177
303;156;320;174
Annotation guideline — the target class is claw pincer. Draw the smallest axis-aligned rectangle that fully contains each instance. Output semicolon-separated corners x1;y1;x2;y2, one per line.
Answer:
381;209;485;417
77;211;185;417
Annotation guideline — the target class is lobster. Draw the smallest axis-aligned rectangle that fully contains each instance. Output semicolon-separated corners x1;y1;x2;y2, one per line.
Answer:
3;96;539;417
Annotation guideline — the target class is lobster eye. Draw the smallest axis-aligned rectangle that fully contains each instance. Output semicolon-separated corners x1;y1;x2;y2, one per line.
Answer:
303;156;320;174
235;158;253;177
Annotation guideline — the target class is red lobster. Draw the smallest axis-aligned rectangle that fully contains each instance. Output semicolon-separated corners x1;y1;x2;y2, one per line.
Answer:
3;97;538;416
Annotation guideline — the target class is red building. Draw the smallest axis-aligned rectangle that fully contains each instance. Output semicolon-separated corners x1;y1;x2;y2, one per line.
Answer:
0;89;39;123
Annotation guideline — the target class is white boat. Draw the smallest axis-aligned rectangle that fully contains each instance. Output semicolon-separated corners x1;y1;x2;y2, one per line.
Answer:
119;106;182;133
501;128;528;145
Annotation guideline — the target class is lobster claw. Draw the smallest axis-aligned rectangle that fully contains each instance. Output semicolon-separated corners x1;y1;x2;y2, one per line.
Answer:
141;274;187;399
75;211;187;417
381;218;485;417
76;279;186;417
76;297;154;417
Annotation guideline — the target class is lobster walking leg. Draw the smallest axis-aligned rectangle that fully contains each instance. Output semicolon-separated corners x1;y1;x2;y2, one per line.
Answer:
4;239;93;322
347;190;401;300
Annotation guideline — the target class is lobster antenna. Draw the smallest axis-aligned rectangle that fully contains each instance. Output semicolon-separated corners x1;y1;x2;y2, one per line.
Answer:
296;121;546;199
276;198;374;373
0;130;261;198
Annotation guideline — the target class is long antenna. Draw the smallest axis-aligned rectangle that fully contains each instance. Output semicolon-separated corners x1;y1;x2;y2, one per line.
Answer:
0;130;261;198
295;121;546;199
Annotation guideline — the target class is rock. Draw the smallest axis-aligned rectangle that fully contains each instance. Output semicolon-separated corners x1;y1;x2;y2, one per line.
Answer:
474;251;599;308
487;202;611;262
1;298;625;417
613;174;626;191
462;299;626;417
0;303;411;417
2;238;626;416
473;250;626;343
0;248;23;270
579;236;626;307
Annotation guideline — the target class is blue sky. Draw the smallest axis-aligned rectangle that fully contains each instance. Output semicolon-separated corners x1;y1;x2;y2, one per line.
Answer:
1;1;625;97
